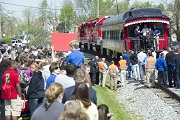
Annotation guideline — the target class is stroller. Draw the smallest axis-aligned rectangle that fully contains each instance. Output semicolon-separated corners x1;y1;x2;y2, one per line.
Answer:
19;83;30;120
19;68;31;120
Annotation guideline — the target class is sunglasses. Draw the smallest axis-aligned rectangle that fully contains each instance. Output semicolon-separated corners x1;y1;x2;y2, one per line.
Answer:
55;67;60;70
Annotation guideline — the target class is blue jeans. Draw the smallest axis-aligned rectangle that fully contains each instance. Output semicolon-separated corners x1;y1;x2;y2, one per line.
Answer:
29;98;43;115
139;63;145;80
127;63;132;78
158;71;167;86
34;56;38;61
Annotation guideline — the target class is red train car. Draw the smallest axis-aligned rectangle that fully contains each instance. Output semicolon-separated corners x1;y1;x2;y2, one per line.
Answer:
79;8;170;59
78;17;108;52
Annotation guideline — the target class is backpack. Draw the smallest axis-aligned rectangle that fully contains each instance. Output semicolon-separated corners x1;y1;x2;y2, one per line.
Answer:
1;73;12;100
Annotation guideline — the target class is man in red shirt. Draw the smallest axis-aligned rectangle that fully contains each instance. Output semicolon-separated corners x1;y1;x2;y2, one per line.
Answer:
2;60;21;120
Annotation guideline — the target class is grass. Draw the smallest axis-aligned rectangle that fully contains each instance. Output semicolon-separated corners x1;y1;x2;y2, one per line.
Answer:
93;85;134;120
85;58;136;120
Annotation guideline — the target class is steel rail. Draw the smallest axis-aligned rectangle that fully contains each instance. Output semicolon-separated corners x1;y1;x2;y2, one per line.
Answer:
155;82;180;103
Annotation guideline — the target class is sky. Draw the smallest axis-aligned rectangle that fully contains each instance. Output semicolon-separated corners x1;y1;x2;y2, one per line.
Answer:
0;0;171;19
0;0;62;20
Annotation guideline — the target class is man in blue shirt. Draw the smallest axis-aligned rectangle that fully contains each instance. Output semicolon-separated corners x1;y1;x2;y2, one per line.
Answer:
67;40;84;67
153;25;161;36
155;53;168;86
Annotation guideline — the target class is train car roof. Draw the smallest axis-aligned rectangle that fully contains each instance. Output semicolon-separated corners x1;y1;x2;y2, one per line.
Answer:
102;8;170;26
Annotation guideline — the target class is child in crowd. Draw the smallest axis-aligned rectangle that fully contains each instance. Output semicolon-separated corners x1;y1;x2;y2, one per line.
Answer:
97;104;113;120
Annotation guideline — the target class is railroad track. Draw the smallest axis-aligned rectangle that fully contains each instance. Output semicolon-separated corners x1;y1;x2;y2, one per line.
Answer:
155;82;180;103
153;82;180;114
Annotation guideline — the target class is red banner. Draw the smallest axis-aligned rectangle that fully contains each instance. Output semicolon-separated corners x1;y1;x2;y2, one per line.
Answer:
51;32;78;51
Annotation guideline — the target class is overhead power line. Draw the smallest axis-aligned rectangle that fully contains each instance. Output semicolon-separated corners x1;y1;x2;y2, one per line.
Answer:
0;2;60;10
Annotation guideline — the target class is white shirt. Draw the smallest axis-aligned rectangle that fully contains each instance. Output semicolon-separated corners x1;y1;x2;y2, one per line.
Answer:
41;64;51;89
152;51;156;60
33;50;38;56
80;102;98;120
141;28;148;36
138;52;147;63
55;74;75;89
161;51;168;58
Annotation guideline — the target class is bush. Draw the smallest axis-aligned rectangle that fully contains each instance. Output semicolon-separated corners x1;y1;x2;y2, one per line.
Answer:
2;37;12;44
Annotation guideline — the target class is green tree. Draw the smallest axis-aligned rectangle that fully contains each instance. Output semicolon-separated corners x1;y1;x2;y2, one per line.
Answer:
59;3;75;32
115;0;129;14
74;0;115;24
130;1;152;8
74;0;96;22
21;7;37;41
2;37;12;44
166;0;180;41
38;0;48;23
0;4;17;38
99;0;115;17
154;3;165;12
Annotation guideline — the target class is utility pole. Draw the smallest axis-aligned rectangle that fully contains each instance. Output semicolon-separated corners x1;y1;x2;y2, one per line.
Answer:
97;0;99;18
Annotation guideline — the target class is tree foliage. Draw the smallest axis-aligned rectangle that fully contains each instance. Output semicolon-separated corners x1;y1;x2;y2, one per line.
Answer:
115;0;129;13
166;0;180;41
99;0;115;17
38;0;48;23
0;5;17;38
74;0;96;22
2;37;12;44
59;3;75;32
130;1;152;9
74;0;115;24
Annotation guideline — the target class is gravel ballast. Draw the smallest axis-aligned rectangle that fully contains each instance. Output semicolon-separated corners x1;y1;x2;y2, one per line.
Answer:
117;80;180;120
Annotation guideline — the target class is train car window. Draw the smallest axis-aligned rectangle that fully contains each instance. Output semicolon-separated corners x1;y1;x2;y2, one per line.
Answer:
115;30;117;40
113;31;115;40
120;30;124;40
110;31;113;40
116;30;120;40
102;31;106;39
115;31;117;40
114;30;116;40
107;31;109;39
112;31;114;40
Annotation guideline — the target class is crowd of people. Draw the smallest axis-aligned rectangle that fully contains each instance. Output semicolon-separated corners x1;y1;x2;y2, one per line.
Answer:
88;46;180;90
0;40;114;120
0;38;180;120
133;24;161;52
121;47;180;88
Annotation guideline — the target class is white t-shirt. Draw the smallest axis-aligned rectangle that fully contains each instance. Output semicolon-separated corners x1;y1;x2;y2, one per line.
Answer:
33;50;38;56
55;74;75;89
